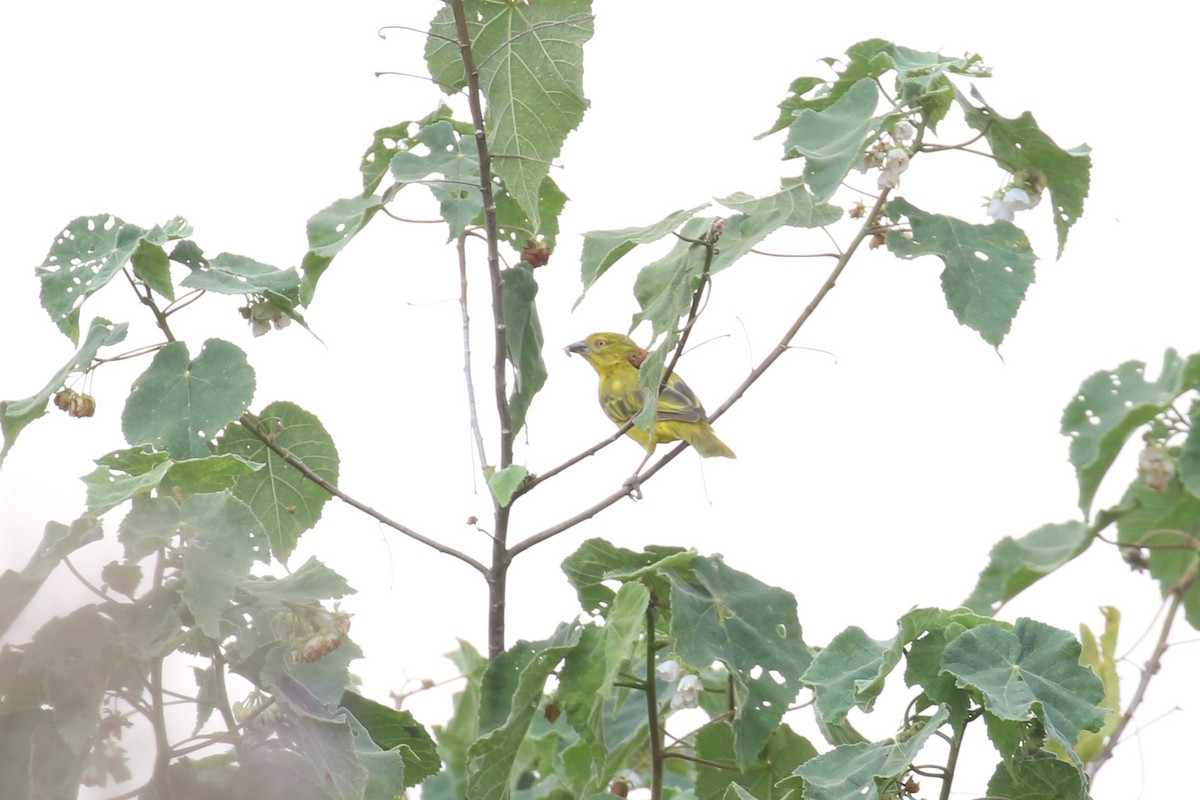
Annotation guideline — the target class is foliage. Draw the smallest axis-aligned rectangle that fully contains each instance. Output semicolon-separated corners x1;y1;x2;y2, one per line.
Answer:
1;3;1193;800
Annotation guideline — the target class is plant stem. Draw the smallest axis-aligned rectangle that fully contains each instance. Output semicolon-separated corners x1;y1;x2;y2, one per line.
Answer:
459;234;489;468
447;0;513;657
645;602;665;800
937;721;965;800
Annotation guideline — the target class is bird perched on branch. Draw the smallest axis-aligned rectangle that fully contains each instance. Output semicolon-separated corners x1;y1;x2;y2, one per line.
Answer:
566;332;735;458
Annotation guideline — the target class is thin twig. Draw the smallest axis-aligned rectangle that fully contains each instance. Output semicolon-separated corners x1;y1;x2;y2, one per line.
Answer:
1087;583;1190;780
238;413;488;575
459;234;489;468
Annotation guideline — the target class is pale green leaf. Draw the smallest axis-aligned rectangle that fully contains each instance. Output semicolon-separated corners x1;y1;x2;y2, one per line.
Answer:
82;459;173;516
960;88;1091;258
886;197;1036;348
340;690;441;787
963;521;1094;614
802;627;900;724
670;556;812;769
1061;349;1200;514
579;205;709;298
300;193;390;304
502;264;546;436
123;339;256;459
718;177;842;229
940;618;1106;761
216;401;339;563
784;78;878;201
0;517;102;637
487;464;528;508
1;317;128;466
986;752;1089;800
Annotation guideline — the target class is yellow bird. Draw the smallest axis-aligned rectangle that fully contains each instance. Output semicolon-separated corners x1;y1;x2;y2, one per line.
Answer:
566;332;735;458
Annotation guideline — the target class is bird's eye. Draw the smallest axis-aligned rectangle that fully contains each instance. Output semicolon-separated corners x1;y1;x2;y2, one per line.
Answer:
594;339;606;347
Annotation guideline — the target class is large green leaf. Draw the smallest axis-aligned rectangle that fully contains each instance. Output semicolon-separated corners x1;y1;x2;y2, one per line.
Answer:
802;627;900;724
886;197;1036;348
762;39;987;138
963;521;1094;614
502;263;546;436
669;556;812;769
426;0;593;232
300;192;392;305
389;120;483;239
784;78;879;201
1115;478;1200;629
578;205;709;298
561;538;693;617
340;690;441;787
123;339;256;459
0;317;127;465
960;88;1091;258
1061;349;1200;515
718;177;843;229
178;492;269;639
788;706;949;800
986;752;1089;800
35;215;146;342
216;401;339;563
466;624;582;800
940;618;1106;761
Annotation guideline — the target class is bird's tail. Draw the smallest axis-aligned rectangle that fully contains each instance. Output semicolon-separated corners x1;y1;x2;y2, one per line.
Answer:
686;423;736;459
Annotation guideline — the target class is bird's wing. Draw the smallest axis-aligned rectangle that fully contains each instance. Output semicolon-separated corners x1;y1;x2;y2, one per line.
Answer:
656;373;706;423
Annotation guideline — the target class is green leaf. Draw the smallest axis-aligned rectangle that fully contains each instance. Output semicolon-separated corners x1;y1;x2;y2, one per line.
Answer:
131;239;175;301
885;197;1036;348
1115;479;1200;629
494;174;568;254
784;78;879;201
986;752;1089;800
963;521;1094;614
82;458;174;516
960;88;1091;258
501;263;547;436
240;557;355;605
123;339;256;459
487;464;528;508
216;402;339;563
669;556;813;769
427;0;594;232
0;317;128;466
695;722;817;800
180;252;302;306
340;691;441;787
0;517;102;637
718;177;843;229
300;193;390;305
360;106;462;193
35;214;147;342
162;453;263;494
558;582;649;781
761;39;987;138
802;627;900;724
578;205;709;298
467;624;582;800
561;538;693;617
178;492;269;638
1061;349;1200;515
940;618;1106;761
791;706;949;800
389;120;483;238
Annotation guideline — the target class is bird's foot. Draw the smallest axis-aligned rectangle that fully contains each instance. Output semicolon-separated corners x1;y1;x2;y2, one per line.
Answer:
623;473;644;500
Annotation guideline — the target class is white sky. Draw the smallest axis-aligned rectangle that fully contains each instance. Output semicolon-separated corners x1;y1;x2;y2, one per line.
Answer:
2;2;1196;798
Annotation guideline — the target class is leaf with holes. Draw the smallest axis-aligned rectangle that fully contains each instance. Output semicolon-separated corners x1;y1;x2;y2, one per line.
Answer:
35;215;147;343
123;339;256;460
960;88;1091;258
1060;349;1200;514
886;198;1036;348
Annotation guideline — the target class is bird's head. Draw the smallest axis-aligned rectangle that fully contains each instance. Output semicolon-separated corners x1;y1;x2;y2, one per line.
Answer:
565;332;646;371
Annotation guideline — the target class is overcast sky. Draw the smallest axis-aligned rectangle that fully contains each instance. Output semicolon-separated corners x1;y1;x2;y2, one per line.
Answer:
2;3;1195;798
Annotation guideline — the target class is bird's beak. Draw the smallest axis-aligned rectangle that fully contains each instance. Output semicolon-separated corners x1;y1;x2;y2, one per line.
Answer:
565;340;589;356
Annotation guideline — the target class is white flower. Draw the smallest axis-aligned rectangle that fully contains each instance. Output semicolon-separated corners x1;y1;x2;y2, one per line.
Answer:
878;168;902;190
884;147;909;173
655;659;681;683
1003;186;1040;210
670;674;702;709
986;197;1015;221
891;120;916;141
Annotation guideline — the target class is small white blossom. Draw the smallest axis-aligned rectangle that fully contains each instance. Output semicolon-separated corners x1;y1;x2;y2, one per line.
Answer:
655;659;681;683
884;147;910;173
878;168;902;190
986;197;1014;221
891;120;916;141
670;674;702;710
1003;186;1040;210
